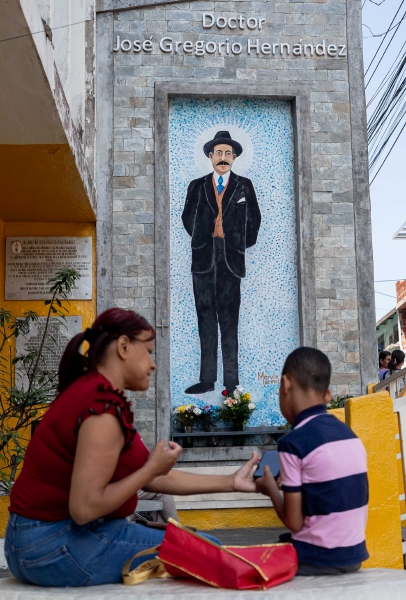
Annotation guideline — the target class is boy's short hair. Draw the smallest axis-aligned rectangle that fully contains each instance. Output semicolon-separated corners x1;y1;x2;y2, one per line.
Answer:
282;347;331;395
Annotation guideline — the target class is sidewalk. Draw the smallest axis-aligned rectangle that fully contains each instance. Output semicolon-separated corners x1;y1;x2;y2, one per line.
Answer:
1;569;406;599
1;528;406;598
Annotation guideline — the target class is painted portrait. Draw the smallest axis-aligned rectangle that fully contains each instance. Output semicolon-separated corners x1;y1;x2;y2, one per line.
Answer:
169;98;300;425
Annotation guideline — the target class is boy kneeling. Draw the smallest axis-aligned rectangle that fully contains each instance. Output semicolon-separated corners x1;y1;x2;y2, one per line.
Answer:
257;347;369;576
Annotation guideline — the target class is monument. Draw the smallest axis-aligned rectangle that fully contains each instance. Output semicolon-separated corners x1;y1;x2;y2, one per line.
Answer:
95;0;376;448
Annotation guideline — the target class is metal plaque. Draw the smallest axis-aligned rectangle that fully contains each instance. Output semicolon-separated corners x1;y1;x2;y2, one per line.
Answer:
15;316;82;391
5;237;92;300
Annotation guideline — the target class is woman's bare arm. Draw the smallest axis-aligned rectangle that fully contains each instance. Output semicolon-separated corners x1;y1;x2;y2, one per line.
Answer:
144;452;260;495
69;414;181;525
70;415;259;525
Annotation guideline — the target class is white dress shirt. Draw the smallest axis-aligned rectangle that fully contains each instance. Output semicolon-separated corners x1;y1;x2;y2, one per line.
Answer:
213;171;231;186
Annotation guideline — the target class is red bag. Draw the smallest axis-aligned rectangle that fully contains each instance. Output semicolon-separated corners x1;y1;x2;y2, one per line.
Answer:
123;519;297;590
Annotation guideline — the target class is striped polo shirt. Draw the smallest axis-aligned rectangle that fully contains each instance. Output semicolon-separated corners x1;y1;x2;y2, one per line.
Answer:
278;404;369;567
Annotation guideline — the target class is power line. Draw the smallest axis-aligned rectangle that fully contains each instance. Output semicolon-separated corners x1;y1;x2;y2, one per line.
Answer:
370;119;406;183
364;0;405;75
375;279;406;282
363;12;406;39
365;10;406;87
0;15;107;44
367;39;406;107
367;33;406;182
375;290;397;298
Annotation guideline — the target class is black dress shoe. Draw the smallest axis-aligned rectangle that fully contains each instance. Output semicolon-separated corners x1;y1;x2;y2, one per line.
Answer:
184;382;215;394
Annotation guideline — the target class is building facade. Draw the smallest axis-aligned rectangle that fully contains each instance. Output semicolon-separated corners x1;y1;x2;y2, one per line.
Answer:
96;0;376;449
0;0;378;529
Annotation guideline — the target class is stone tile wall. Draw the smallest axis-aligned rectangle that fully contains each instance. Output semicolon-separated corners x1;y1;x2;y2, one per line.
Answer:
111;0;360;443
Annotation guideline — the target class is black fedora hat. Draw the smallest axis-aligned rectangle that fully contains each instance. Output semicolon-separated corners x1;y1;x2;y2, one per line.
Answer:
203;131;243;157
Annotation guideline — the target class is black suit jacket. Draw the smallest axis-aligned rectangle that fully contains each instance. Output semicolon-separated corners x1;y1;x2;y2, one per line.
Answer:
182;171;261;279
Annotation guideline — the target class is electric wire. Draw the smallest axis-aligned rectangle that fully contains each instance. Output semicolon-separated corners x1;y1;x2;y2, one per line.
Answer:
365;9;406;87
375;291;397;298
367;39;406;107
365;0;405;74
363;12;406;38
0;15;105;44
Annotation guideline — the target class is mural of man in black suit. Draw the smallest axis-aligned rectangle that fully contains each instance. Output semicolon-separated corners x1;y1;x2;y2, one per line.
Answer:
182;131;261;394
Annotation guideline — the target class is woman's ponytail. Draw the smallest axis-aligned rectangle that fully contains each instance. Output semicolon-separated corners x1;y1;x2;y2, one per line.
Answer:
388;349;406;375
57;308;155;393
57;332;88;393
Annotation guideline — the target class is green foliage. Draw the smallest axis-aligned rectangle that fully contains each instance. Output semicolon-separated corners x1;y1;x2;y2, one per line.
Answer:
327;395;353;410
219;388;256;430
0;268;81;494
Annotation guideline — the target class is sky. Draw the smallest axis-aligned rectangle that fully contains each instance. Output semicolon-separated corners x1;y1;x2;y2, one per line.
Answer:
362;0;406;321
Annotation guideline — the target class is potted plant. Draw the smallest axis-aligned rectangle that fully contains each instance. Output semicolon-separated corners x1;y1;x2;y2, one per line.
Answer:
0;268;81;510
172;404;202;448
219;386;256;446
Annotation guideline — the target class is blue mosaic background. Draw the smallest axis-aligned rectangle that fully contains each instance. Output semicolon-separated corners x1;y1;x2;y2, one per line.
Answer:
168;98;299;425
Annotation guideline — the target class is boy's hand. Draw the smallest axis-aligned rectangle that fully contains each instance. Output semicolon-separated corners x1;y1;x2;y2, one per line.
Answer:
232;452;260;493
256;465;277;496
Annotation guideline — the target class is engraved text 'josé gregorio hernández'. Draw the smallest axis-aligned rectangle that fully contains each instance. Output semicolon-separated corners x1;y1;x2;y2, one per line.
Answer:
113;13;347;58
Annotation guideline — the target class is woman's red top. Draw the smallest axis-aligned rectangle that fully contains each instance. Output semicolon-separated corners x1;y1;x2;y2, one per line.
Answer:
9;372;149;521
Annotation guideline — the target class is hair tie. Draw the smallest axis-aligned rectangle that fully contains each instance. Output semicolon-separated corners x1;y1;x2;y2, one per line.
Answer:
83;327;104;344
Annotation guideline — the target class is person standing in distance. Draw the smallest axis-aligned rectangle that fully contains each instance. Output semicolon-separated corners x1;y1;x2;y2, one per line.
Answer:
182;131;261;395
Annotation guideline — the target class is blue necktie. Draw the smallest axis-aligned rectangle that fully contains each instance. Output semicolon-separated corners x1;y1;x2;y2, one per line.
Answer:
217;176;224;194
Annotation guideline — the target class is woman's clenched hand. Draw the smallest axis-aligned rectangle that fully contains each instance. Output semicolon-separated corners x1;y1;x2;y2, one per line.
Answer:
145;440;183;478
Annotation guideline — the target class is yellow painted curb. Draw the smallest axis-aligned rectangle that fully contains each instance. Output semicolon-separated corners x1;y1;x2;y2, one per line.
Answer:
178;507;283;530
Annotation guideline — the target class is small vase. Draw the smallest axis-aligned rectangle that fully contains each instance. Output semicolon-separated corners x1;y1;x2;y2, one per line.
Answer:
183;425;193;448
204;424;219;447
232;421;245;446
232;422;245;432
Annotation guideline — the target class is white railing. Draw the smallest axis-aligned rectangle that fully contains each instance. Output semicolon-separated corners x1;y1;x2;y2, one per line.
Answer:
374;366;406;399
375;367;406;554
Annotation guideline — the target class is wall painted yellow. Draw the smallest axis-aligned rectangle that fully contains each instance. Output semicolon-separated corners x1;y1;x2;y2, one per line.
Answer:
0;220;96;535
395;423;406;517
329;407;345;423
0;497;10;537
346;392;404;569
178;507;283;530
0;145;95;223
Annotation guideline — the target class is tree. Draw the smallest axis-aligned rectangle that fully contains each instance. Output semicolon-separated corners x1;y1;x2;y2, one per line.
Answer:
0;268;81;493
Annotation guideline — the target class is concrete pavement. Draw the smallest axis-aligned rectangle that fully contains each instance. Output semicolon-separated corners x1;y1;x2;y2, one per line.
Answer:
1;569;406;599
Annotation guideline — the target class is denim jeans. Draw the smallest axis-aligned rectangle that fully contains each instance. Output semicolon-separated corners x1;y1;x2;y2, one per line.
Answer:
5;512;220;587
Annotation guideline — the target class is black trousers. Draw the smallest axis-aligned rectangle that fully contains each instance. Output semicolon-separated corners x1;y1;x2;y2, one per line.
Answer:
192;238;240;388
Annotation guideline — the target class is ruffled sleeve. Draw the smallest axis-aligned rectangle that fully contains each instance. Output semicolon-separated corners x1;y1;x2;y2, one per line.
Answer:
75;384;136;450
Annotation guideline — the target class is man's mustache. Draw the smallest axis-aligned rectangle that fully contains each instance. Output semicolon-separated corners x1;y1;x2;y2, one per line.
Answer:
216;161;230;166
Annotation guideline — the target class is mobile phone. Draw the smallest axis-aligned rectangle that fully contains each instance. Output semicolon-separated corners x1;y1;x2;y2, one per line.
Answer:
254;450;280;479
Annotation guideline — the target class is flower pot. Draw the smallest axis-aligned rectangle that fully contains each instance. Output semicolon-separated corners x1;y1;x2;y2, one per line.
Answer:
183;425;194;448
232;422;246;431
232;422;246;446
204;425;219;447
